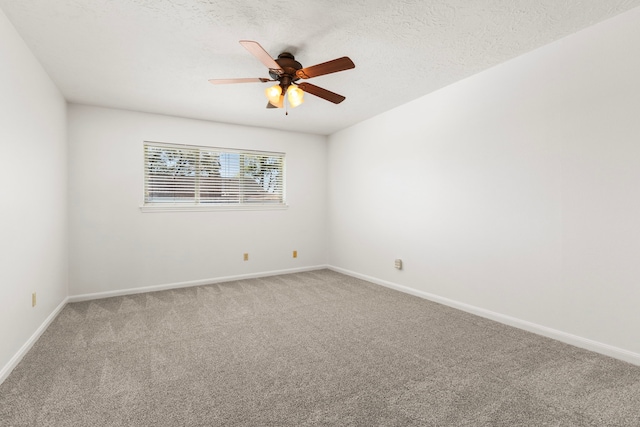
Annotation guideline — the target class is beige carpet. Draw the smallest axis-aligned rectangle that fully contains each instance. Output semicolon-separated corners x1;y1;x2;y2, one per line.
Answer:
1;269;639;426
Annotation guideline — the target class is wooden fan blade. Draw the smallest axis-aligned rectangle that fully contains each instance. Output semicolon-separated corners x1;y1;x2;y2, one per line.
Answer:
239;40;283;75
266;101;277;109
209;77;272;85
298;82;346;104
296;57;355;79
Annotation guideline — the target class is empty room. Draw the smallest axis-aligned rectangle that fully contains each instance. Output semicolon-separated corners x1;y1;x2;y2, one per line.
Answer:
1;1;640;425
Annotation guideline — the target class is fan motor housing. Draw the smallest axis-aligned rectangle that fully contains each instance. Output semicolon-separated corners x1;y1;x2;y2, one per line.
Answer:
270;52;302;83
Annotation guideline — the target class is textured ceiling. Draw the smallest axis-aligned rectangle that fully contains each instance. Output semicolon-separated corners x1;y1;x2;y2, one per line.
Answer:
1;0;639;135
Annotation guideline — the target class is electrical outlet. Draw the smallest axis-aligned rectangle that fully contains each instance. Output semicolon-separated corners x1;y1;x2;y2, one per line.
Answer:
293;250;298;258
394;259;403;270
32;292;37;307
243;253;249;261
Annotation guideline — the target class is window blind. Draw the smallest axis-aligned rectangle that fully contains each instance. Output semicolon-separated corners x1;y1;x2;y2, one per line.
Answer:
143;142;285;207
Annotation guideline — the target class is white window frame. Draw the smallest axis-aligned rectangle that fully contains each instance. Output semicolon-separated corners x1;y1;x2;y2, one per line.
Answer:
141;141;287;212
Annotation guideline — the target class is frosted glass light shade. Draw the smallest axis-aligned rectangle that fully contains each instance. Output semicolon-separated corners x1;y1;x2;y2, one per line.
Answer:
287;85;304;108
265;85;283;105
271;94;284;108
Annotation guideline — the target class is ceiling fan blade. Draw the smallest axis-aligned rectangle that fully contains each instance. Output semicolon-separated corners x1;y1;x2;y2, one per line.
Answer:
209;77;272;85
239;40;283;75
298;82;346;104
266;101;278;109
296;57;355;79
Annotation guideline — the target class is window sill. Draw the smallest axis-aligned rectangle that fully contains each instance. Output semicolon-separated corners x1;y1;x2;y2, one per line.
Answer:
140;204;289;213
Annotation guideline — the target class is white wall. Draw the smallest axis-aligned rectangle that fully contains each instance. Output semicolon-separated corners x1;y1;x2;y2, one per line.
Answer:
0;10;68;378
328;7;640;359
68;105;327;296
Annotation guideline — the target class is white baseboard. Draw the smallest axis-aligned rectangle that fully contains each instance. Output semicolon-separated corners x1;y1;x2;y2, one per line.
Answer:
0;297;69;385
328;265;640;367
68;265;329;302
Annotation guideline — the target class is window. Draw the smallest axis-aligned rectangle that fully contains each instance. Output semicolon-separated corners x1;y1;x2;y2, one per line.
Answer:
143;141;285;210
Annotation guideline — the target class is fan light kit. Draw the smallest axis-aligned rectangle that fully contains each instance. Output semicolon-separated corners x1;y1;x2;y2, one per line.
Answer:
209;41;355;112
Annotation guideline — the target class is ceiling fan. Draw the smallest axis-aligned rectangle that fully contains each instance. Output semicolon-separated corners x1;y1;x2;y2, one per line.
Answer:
209;40;355;110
